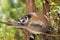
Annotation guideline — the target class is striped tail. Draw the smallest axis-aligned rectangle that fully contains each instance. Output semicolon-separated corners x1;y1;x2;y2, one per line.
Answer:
30;34;35;40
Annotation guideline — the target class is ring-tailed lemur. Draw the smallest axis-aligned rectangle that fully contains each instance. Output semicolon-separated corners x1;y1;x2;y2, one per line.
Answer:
19;13;36;40
19;12;49;40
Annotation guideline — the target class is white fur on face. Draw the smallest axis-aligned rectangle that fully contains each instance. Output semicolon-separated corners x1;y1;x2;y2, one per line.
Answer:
20;19;24;22
20;17;29;24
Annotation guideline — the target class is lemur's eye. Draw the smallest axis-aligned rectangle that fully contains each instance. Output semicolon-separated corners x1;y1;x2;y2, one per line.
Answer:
25;16;27;19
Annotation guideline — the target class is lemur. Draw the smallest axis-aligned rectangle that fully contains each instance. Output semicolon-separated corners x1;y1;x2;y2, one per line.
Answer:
19;12;50;40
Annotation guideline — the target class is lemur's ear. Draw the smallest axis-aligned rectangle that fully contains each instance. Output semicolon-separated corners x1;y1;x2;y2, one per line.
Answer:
26;14;32;19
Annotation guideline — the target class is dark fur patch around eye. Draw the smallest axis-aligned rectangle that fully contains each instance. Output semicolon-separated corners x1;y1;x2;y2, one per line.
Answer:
25;16;27;19
20;20;25;25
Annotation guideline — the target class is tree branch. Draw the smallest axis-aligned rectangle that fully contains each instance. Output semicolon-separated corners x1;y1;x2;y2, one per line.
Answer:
0;21;60;37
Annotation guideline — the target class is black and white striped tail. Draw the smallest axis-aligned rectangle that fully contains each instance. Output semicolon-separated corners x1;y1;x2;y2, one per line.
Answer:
30;34;35;40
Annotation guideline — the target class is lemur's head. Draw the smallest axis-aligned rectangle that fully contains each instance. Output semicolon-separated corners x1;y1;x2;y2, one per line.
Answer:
19;14;32;25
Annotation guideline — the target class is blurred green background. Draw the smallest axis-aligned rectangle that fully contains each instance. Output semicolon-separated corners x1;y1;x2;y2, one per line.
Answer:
0;0;60;40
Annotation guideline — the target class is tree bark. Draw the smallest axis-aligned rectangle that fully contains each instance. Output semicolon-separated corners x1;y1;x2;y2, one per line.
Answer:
26;0;36;13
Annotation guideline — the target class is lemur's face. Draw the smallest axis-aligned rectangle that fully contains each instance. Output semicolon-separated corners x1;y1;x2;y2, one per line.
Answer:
19;14;31;25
